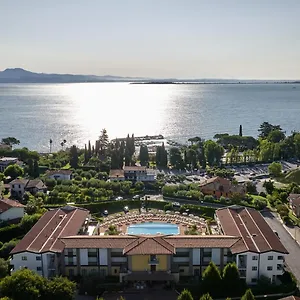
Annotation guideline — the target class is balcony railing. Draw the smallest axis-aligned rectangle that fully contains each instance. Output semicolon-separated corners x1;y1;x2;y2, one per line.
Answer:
148;258;159;264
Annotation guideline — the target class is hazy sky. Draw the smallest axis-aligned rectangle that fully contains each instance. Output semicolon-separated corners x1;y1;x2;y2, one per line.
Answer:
1;0;300;79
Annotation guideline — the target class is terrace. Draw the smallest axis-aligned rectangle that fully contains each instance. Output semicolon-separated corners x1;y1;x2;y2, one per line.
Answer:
96;211;208;236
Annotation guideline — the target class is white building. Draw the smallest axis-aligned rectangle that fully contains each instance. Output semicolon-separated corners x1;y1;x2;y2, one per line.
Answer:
216;206;288;285
10;206;90;278
123;166;156;182
0;198;25;221
10;179;47;198
0;157;19;172
46;170;73;181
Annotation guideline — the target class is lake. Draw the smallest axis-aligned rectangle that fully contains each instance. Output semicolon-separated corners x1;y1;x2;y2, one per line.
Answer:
0;83;299;152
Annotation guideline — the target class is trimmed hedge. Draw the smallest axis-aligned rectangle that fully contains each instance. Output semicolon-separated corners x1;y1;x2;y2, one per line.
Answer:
0;224;25;243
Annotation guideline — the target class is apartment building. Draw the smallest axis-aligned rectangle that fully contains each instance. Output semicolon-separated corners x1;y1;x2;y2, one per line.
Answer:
123;166;156;182
60;235;239;282
215;206;288;284
10;206;90;278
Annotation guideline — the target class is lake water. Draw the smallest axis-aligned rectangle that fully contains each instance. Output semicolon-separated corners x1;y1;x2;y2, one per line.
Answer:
0;83;299;152
127;222;179;235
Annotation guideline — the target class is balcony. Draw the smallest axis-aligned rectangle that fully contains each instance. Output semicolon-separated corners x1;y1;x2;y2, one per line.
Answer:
148;258;159;265
173;257;190;263
111;257;127;263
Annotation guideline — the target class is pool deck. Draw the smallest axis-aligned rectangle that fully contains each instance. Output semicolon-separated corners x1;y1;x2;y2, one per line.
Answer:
98;212;208;236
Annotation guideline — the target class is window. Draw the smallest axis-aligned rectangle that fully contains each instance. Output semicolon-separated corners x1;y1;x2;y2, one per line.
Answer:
194;269;200;276
268;256;273;260
19;185;21;188
37;266;42;271
278;256;284;260
150;254;157;261
12;184;15;188
252;266;258;271
251;278;257;283
114;269;118;274
179;269;185;273
69;269;74;277
36;256;41;261
252;256;258;261
277;264;283;270
88;249;97;257
67;257;74;265
267;266;273;271
21;256;27;261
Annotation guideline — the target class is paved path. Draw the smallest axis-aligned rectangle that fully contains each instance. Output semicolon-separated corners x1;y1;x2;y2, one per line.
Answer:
262;210;300;284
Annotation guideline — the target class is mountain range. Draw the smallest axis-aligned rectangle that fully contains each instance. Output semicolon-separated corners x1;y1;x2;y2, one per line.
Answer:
0;68;299;84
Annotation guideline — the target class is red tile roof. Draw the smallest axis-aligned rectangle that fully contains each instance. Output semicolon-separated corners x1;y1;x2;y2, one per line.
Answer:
216;206;288;254
124;236;175;255
61;235;240;253
124;166;146;171
0;199;25;213
10;206;89;254
109;169;125;178
279;296;300;300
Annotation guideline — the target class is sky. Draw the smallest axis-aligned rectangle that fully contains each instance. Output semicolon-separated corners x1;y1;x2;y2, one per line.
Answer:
1;0;300;79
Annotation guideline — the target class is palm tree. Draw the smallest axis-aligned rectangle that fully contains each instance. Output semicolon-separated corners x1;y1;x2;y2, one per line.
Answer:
49;139;53;153
60;139;67;150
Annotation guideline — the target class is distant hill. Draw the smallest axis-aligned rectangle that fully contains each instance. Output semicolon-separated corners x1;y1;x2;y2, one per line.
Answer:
0;68;146;83
0;68;299;84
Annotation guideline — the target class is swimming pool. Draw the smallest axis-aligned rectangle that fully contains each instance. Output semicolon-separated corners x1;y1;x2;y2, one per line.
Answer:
127;222;179;235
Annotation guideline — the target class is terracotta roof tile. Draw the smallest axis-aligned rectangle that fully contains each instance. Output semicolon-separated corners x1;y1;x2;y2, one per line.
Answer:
216;206;288;254
109;169;125;178
288;194;300;206
124;166;146;171
10;206;89;254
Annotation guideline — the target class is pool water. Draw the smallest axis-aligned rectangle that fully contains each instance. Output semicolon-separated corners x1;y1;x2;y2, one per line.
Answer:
127;222;179;235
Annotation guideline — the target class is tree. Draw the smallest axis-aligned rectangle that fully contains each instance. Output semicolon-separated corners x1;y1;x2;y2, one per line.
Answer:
4;164;23;179
202;262;222;296
88;140;92;159
98;129;109;157
1;137;20;146
44;276;76;300
0;258;9;279
222;263;244;296
267;129;285;143
258;122;282;139
268;162;282;177
199;294;213;300
239;125;243;137
49;139;53;153
33;160;39;178
156;143;168;168
139;144;149;166
0;269;76;300
204;140;224;166
177;289;193;300
241;289;255;300
69;145;78;168
0;269;46;300
169;147;185;169
246;182;257;194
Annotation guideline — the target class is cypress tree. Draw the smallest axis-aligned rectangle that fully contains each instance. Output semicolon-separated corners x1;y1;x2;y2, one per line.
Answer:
33;160;40;178
139;144;149;166
88;140;92;159
84;144;88;163
119;140;125;168
239;124;243;137
156;146;162;166
70;145;78;168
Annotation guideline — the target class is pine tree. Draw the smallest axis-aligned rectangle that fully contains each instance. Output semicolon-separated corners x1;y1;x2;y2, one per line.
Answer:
241;289;255;300
177;289;193;300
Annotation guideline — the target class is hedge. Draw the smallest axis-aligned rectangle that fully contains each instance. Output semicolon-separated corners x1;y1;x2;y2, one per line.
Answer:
0;224;25;243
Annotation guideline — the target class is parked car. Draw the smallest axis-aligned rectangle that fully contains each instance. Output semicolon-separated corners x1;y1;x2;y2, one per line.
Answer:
103;210;108;216
115;196;123;201
133;195;140;200
124;206;129;213
172;202;181;208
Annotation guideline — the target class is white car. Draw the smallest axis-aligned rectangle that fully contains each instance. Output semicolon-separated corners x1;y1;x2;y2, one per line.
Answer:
115;196;123;201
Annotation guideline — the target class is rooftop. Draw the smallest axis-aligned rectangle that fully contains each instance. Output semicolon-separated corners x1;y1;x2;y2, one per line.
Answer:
109;169;125;178
0;157;18;163
10;206;89;254
0;198;25;213
60;235;240;253
124;166;147;171
216;206;288;254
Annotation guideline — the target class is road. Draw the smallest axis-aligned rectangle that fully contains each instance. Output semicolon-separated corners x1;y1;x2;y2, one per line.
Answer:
262;210;300;284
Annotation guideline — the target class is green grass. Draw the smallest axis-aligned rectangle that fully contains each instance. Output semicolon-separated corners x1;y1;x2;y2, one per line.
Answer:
288;210;300;226
62;163;71;169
